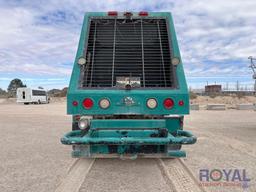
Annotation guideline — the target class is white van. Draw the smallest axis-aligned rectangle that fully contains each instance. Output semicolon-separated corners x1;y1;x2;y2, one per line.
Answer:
16;88;49;104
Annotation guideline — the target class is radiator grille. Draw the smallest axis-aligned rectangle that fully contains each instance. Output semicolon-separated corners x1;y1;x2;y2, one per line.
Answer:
80;18;175;88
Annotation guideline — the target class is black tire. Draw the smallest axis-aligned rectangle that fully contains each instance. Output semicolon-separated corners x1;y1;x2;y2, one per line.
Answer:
24;103;29;105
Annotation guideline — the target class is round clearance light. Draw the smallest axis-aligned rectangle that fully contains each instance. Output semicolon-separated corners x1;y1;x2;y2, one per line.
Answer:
99;98;110;109
78;117;89;130
72;101;78;106
178;100;184;106
146;98;157;109
164;98;174;109
77;57;86;65
171;57;180;65
82;98;93;109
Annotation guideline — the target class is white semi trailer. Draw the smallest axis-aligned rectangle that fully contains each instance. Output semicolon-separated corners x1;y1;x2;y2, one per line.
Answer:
16;88;49;104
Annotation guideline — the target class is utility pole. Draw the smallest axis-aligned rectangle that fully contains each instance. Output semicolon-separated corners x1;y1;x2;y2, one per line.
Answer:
248;56;256;93
226;82;229;91
236;80;239;91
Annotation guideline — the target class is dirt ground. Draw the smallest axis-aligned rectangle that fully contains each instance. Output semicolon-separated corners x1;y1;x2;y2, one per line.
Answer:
191;95;256;109
184;110;256;192
0;101;255;192
0;102;73;192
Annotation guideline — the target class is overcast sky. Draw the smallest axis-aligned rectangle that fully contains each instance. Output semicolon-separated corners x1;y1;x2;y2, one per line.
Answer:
0;0;255;90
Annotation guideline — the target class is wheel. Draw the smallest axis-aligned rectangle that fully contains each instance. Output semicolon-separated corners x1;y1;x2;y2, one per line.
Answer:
38;100;41;104
24;103;29;105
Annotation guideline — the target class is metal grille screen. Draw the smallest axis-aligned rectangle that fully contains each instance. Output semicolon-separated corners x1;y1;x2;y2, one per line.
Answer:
80;18;175;88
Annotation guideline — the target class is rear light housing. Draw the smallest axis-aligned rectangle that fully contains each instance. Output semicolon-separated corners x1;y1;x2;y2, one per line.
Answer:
178;100;184;106
171;57;180;65
72;101;78;106
163;98;174;109
82;98;93;109
139;11;148;16
108;11;118;16
99;98;110;109
146;98;157;109
77;57;86;65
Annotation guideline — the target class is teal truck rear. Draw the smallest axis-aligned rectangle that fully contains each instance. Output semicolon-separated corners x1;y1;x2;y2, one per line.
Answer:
61;11;196;158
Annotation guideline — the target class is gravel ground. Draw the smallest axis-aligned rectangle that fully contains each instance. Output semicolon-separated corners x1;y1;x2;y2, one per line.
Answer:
0;101;255;192
184;110;256;192
79;159;172;192
0;102;73;192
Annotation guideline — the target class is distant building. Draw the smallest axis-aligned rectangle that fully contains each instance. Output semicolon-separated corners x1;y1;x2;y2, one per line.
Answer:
205;84;222;94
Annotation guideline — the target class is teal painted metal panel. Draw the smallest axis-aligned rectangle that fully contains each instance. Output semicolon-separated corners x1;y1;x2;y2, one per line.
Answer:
91;119;166;129
67;12;189;115
68;91;189;115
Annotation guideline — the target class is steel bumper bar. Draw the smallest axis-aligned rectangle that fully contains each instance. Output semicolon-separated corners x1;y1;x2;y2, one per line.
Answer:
61;130;197;145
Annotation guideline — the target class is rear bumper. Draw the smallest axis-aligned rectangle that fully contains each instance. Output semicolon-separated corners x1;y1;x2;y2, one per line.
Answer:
61;130;196;145
61;118;196;158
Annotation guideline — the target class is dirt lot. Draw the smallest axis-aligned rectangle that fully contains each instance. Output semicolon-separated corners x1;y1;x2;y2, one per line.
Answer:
0;102;73;192
0;101;255;192
184;110;256;192
191;95;256;109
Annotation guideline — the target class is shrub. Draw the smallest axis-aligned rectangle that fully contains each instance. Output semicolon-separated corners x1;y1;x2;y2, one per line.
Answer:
189;91;197;99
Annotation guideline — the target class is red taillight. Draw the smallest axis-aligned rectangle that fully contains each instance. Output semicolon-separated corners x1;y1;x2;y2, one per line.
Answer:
82;98;93;109
178;100;184;106
163;98;174;109
108;11;118;16
139;11;148;16
72;101;78;106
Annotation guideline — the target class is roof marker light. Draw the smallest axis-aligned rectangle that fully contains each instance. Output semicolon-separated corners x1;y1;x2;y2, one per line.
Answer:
108;11;118;16
139;11;148;16
124;12;133;17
